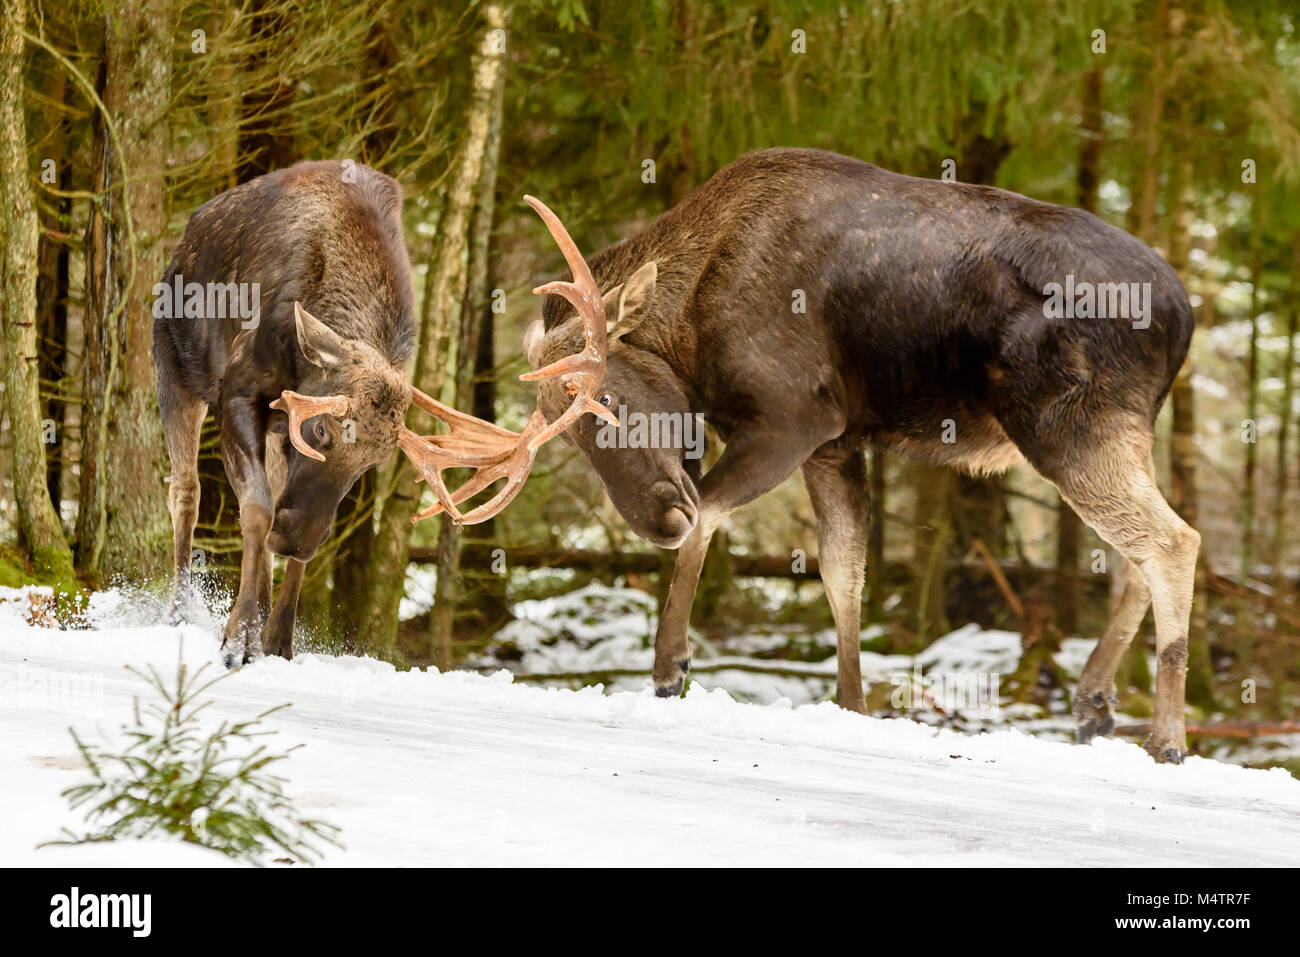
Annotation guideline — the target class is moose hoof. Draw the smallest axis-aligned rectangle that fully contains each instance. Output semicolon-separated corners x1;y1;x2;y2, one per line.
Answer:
219;641;243;671
1073;690;1117;744
1143;737;1186;764
1075;713;1116;745
653;658;690;698
259;640;292;661
258;631;292;660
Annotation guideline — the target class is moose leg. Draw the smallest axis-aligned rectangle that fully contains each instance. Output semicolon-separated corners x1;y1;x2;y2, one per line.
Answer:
801;445;869;714
220;396;275;667
158;376;207;619
1073;570;1151;742
222;504;273;666
260;557;307;659
1050;444;1199;763
652;423;843;698
654;520;715;696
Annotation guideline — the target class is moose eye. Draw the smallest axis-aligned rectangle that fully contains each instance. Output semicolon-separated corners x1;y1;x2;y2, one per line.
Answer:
314;421;329;441
598;392;614;408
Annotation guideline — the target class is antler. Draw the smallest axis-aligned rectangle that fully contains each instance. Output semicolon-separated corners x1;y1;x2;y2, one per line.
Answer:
396;386;532;524
405;409;549;525
397;196;617;525
518;195;619;445
270;390;350;462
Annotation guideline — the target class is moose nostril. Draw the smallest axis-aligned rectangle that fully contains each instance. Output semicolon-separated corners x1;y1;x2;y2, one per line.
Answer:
648;480;679;505
649;479;697;530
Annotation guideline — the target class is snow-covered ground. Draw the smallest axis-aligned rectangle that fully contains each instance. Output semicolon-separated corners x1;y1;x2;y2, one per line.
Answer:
4;586;1300;867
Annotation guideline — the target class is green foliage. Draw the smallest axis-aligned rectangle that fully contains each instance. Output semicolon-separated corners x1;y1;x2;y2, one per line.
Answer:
0;542;78;598
0;545;33;589
48;656;340;866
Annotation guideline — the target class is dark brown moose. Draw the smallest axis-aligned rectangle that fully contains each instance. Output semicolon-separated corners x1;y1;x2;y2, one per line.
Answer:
517;148;1199;763
153;162;604;667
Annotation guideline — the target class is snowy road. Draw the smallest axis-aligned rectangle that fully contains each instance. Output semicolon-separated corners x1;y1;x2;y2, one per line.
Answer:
4;611;1300;867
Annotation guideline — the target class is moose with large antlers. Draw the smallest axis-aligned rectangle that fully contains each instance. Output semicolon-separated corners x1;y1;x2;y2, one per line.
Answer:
153;161;602;667
512;148;1198;764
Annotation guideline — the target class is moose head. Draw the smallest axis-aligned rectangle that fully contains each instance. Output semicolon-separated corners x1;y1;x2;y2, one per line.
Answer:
521;201;701;548
266;303;413;559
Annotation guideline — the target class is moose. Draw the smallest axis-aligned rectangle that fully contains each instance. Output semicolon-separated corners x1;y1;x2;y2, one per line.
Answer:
153;161;607;668
507;148;1199;763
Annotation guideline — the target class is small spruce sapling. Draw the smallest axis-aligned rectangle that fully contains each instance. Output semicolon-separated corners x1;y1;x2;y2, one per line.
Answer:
45;652;340;865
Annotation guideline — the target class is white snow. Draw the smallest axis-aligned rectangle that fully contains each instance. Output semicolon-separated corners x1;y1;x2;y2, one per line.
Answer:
478;586;1147;722
3;589;1300;867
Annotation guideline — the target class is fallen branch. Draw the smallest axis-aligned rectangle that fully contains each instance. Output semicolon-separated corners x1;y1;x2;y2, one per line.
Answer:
473;660;840;683
422;545;1115;597
1204;570;1300;629
968;538;1024;620
1115;721;1300;739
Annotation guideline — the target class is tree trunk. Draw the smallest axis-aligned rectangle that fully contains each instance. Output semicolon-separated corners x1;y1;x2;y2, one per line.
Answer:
236;0;297;182
332;469;375;644
1056;66;1103;637
36;59;73;517
466;251;510;627
1165;154;1215;710
696;529;732;625
364;4;508;655
1054;502;1080;634
0;0;76;586
1131;0;1168;242
74;1;175;580
912;463;952;643
429;31;507;668
866;448;886;623
694;427;729;624
1241;198;1263;583
1112;554;1152;695
1272;230;1299;592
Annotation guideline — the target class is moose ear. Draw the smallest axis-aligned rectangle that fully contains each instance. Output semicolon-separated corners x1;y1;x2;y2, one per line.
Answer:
604;261;657;341
293;301;346;369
